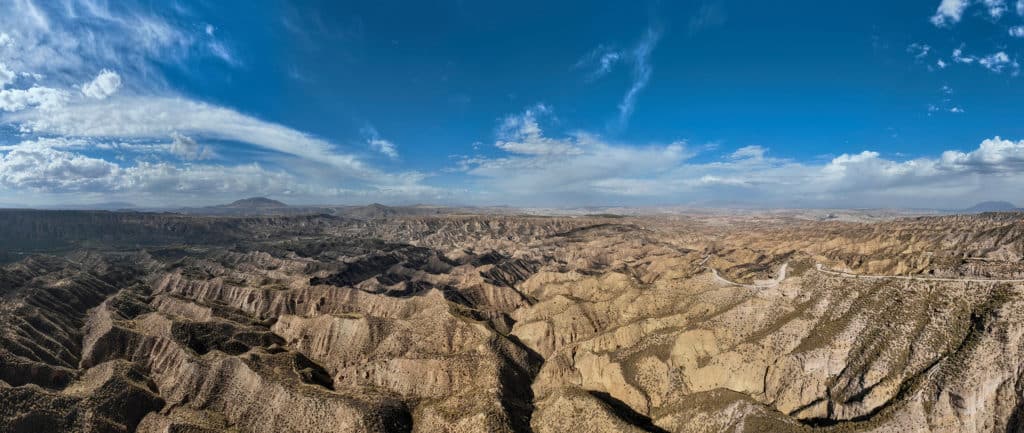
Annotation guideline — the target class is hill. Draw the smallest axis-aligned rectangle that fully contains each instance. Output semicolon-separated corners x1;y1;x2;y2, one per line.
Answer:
217;197;288;208
960;201;1020;213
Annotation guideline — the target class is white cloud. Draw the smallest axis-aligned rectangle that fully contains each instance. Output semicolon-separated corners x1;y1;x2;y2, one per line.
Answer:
979;51;1018;73
949;47;1019;74
0;86;68;112
80;69;122;99
907;43;931;59
0;63;15;89
577;26;662;130
688;2;727;35
169;132;214;160
1010;26;1024;37
208;41;240;66
0;140;120;191
369;139;398;159
984;0;1008;17
0;1;439;205
953;47;976;64
123;162;297;196
1018;0;1024;15
457;105;690;202
931;0;970;26
730;145;766;160
0;138;295;196
6;96;384;178
937;59;948;69
359;124;400;159
940;136;1024;169
576;45;622;80
454;107;1024;207
494;104;584;156
0;0;191;86
617;27;661;129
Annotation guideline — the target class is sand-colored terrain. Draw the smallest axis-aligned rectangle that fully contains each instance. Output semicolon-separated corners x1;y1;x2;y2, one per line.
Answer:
1;209;1023;432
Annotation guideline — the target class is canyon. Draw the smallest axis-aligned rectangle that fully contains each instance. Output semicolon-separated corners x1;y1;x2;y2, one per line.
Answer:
1;208;1023;432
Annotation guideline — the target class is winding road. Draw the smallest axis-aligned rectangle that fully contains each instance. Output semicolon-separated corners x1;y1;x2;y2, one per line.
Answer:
707;260;788;289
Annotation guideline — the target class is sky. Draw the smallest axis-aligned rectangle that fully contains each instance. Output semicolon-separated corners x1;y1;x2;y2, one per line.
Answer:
2;0;1024;209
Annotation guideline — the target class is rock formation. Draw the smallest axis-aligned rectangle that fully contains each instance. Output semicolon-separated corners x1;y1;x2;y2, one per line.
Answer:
1;209;1023;432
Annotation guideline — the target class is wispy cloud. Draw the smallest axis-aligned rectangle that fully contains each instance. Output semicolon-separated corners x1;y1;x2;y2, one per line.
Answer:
576;24;663;131
907;43;932;59
360;124;400;159
688;2;727;35
0;0;435;205
616;27;662;130
575;45;622;81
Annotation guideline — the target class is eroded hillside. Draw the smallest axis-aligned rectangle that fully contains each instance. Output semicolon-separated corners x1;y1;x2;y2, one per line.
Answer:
1;210;1023;432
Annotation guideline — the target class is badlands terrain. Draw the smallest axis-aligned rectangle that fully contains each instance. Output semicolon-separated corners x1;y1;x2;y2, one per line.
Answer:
1;206;1024;432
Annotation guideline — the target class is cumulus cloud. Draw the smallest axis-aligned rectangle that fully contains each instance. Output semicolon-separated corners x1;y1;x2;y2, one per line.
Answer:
452;107;1024;207
0;63;15;89
0;140;120;191
0;86;68;112
456;105;689;202
80;69;122;99
940;136;1024;170
931;0;970;26
494;104;585;156
0;138;295;196
1011;26;1024;37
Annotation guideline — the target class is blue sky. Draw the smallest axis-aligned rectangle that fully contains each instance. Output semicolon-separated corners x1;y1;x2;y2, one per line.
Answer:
2;0;1024;208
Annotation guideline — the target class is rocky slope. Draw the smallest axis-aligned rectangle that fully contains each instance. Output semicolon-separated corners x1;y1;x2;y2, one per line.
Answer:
0;210;1022;432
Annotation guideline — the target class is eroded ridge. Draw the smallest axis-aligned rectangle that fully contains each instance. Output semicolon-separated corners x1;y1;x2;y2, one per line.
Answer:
0;210;1023;432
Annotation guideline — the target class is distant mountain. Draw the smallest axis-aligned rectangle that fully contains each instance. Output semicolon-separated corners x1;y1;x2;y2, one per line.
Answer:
217;197;288;208
335;203;397;220
960;201;1020;213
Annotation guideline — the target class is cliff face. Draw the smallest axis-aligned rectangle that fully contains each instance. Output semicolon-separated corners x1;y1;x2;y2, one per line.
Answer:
0;210;1023;432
